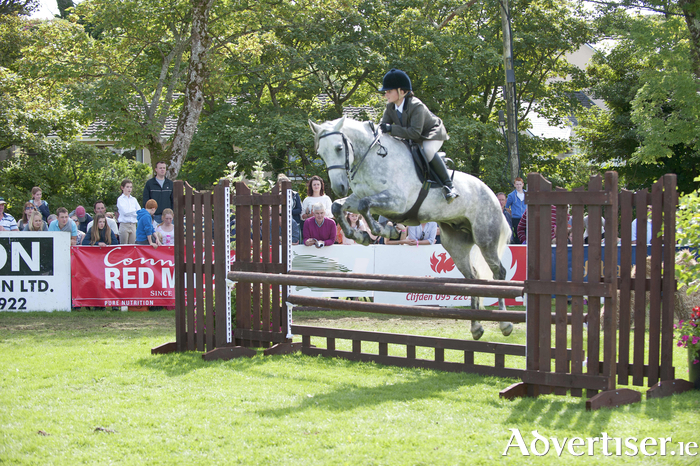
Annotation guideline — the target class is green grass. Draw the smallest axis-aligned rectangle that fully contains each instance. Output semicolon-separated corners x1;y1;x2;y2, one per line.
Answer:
1;310;699;465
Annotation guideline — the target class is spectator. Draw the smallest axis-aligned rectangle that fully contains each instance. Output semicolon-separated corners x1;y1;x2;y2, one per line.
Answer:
384;222;408;245
46;214;57;227
136;199;161;248
87;200;119;240
82;213;118;246
18;202;36;230
505;177;527;244
340;213;376;244
406;222;438;245
583;215;605;244
70;205;92;233
302;203;336;247
23;211;48;231
143;161;174;224
496;191;513;232
29;187;50;222
70;215;86;245
517;206;560;245
301;176;333;221
0;197;19;231
155;208;175;246
631;206;652;245
48;207;78;245
117;179;140;244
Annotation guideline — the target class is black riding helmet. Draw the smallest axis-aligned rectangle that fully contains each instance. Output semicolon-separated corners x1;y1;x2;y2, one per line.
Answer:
379;69;412;92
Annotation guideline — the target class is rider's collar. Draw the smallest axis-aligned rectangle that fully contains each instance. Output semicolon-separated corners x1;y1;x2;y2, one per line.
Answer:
394;99;406;114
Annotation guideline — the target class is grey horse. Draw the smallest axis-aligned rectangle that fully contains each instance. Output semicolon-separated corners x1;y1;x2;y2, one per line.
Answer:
308;117;514;340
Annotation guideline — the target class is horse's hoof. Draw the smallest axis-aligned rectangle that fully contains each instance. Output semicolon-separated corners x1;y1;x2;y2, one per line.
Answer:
471;323;484;340
499;322;514;337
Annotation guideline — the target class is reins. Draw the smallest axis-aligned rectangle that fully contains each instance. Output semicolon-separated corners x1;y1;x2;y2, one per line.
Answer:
317;123;387;182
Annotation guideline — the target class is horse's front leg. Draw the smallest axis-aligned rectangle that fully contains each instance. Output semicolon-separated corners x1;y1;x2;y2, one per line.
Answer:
331;196;372;246
357;191;404;240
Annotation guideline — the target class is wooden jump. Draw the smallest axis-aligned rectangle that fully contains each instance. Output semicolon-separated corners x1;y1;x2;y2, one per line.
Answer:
228;271;525;299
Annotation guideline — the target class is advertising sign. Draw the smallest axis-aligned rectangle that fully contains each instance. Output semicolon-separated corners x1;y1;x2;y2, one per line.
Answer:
71;245;175;307
373;245;527;307
0;232;71;311
291;245;374;298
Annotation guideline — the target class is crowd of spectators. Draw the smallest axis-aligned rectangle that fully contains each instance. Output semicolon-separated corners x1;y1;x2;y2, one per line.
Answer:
0;161;173;248
1;168;652;249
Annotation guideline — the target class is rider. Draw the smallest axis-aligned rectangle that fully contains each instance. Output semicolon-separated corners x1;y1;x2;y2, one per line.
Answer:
378;68;459;203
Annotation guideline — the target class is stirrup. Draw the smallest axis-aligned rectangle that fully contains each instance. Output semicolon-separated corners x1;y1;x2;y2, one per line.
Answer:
443;185;459;203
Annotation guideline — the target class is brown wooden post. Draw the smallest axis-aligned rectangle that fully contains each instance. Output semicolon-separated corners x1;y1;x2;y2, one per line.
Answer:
184;183;195;351
602;172;618;391
648;179;664;385
204;190;214;351
617;189;633;385
175;180;187;351
569;187;585;397
195;190;205;352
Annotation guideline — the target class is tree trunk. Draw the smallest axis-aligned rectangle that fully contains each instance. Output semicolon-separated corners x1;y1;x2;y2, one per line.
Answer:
167;0;215;180
680;0;700;80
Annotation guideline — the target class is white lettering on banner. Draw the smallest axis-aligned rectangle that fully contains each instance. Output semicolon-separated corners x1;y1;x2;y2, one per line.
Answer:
0;242;41;272
103;247;175;268
104;267;156;289
162;268;174;288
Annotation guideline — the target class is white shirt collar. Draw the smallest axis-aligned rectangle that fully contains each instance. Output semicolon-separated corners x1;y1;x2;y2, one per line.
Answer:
395;98;406;113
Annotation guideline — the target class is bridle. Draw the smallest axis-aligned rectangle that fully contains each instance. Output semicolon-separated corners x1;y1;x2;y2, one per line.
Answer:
317;123;387;182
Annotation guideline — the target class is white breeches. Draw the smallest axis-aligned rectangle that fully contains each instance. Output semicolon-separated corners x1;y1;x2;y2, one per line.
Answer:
421;140;443;162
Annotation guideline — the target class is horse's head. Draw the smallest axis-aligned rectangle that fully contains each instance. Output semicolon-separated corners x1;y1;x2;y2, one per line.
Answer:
308;117;352;197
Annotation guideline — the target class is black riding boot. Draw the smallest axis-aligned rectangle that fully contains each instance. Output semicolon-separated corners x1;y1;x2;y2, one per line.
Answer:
429;155;459;203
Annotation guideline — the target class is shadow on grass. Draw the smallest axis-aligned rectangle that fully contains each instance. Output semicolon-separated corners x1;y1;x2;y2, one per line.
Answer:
253;359;501;417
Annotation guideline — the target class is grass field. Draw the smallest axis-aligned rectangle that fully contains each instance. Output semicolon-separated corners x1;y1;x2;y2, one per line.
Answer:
1;310;699;465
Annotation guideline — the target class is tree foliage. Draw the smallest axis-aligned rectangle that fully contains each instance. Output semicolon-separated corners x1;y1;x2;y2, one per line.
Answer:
575;6;700;194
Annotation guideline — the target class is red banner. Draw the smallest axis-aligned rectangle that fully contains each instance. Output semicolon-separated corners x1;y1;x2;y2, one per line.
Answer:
71;245;175;307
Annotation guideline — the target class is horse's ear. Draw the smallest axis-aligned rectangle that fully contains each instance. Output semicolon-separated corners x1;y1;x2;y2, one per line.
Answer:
333;116;346;132
308;119;322;135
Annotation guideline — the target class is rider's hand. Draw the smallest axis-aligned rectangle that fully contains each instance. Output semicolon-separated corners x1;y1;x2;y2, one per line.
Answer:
380;123;391;133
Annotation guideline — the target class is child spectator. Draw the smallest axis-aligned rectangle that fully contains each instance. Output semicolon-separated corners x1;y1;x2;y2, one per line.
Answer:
136;199;161;248
18;202;36;230
155;208;175;246
87;200;119;240
23;211;48;231
117;179;140;244
339;213;376;245
29;187;50;222
83;213;118;246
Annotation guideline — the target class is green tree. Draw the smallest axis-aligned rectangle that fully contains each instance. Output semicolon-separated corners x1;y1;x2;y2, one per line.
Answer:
575;8;700;193
0;140;150;219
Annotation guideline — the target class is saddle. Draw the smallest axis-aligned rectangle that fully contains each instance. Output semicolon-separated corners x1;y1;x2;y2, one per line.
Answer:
389;141;454;225
401;140;453;187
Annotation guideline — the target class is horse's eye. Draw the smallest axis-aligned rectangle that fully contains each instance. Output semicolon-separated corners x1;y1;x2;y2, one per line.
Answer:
335;144;343;152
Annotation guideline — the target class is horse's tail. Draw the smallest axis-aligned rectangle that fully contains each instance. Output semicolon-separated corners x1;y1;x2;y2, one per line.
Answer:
469;215;512;281
497;214;512;257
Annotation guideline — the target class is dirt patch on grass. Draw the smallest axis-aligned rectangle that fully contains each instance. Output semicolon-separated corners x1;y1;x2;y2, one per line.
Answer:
0;311;174;335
